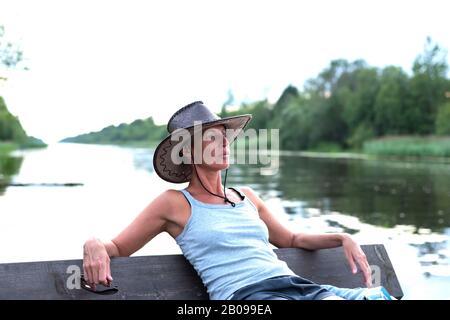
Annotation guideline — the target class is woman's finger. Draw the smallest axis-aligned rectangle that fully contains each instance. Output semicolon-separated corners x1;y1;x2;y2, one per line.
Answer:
83;264;89;284
106;261;113;285
345;249;357;274
98;259;108;286
356;253;371;287
83;251;93;285
364;260;373;287
86;260;96;290
91;258;100;285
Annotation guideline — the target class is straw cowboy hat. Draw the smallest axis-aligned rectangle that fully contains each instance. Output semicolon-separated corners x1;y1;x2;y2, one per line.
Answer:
153;101;252;184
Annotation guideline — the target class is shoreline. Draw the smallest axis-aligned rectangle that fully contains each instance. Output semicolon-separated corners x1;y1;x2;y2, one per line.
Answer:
54;140;450;165
0;142;47;155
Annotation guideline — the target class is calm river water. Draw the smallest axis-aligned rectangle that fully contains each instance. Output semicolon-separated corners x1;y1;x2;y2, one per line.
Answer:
0;143;449;299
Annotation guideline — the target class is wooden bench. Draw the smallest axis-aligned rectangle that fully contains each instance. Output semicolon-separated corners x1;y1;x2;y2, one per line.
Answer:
0;244;403;299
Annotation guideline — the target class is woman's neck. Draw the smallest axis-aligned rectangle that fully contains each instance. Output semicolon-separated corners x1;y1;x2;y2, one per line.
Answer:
187;165;225;197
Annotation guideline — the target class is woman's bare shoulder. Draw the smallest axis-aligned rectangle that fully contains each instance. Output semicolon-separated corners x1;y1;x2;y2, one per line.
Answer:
160;188;185;199
154;189;188;212
239;186;262;209
153;188;182;199
239;186;257;197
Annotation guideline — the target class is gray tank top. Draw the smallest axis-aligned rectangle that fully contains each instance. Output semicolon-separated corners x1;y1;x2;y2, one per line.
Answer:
175;188;295;300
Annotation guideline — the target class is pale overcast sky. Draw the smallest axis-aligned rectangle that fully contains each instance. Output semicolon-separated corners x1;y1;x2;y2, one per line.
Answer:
0;0;449;142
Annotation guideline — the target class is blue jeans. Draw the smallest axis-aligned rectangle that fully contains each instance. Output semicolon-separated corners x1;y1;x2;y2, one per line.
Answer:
229;275;389;300
229;275;334;300
322;285;393;300
321;285;367;300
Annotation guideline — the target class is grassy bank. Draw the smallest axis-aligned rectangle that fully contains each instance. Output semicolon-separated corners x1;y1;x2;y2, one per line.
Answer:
0;140;47;155
0;142;16;154
61;140;160;149
241;135;450;161
363;136;450;158
61;135;450;162
103;140;161;149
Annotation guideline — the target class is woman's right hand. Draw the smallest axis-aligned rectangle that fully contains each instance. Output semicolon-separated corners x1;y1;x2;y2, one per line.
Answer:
83;237;113;288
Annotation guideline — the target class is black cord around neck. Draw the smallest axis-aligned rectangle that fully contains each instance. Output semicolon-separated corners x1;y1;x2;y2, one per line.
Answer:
192;164;236;207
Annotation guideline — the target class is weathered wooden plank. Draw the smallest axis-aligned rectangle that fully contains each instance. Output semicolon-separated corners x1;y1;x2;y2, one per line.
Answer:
0;244;403;300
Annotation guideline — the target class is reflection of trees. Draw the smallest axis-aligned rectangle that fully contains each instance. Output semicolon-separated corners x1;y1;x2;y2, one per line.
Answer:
228;155;450;232
281;157;450;231
0;154;23;195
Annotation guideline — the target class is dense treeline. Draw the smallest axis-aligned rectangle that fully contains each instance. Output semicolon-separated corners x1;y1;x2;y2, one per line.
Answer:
221;38;450;152
61;117;167;145
64;38;450;156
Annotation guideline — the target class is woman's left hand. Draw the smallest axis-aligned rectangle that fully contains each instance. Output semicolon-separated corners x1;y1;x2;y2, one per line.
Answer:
341;234;372;287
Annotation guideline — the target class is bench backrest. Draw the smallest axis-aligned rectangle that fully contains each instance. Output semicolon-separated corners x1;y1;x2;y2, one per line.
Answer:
0;244;403;299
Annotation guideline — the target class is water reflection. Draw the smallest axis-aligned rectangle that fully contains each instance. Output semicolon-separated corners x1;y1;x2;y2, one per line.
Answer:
228;155;450;297
230;156;450;233
0;153;23;195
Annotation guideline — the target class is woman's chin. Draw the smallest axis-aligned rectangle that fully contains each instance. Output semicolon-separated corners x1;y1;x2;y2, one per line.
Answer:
197;160;229;171
211;162;230;171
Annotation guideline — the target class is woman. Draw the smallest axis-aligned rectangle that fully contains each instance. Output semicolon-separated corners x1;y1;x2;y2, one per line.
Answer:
82;101;386;300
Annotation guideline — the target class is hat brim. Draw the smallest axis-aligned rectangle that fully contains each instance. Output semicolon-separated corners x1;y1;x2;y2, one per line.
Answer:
153;114;252;183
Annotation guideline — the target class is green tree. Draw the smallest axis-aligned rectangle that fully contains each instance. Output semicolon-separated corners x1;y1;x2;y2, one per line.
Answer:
270;85;300;130
435;102;450;135
243;100;272;131
410;37;450;134
373;66;411;135
228;38;450;151
305;59;378;149
279;95;310;150
335;66;379;142
0;96;27;143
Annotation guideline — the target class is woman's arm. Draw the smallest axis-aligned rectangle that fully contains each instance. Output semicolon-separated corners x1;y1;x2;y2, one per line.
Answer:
291;232;347;250
241;186;372;287
82;190;174;286
109;190;174;257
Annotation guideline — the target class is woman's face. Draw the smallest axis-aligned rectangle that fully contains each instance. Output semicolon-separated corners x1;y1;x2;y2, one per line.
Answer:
194;124;230;171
